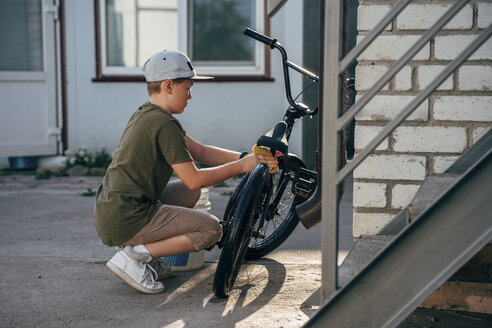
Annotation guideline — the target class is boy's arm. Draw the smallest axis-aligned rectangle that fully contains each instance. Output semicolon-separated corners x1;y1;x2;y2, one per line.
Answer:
185;135;241;165
172;154;277;190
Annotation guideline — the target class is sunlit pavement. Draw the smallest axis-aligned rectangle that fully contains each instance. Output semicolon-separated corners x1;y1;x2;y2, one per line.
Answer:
1;174;349;327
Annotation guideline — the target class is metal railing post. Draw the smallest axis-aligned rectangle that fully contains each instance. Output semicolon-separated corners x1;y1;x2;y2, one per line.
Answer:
321;0;342;302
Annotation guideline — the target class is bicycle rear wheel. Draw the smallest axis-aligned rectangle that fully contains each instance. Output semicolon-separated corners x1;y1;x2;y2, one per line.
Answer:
213;164;270;298
245;155;307;260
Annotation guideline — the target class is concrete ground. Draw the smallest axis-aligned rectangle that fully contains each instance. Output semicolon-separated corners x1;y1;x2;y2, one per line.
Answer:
1;173;490;327
0;173;344;328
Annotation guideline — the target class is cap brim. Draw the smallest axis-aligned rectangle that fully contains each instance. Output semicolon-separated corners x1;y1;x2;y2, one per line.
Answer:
190;75;214;80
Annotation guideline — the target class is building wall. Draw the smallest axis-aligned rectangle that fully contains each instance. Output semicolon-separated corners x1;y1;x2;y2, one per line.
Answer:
63;0;304;157
353;0;492;236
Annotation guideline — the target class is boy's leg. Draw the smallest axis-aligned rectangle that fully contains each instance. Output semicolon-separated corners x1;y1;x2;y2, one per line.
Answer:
106;181;210;293
160;179;201;208
124;205;222;257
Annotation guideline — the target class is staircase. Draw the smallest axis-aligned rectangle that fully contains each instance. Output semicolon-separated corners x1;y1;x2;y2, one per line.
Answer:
304;130;492;327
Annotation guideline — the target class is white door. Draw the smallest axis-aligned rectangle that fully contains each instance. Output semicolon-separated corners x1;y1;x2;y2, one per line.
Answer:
0;0;61;157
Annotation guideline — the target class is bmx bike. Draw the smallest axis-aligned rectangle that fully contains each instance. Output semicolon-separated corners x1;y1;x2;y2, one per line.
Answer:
212;28;319;298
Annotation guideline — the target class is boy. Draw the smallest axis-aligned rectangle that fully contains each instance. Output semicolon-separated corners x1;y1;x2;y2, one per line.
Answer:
93;50;277;294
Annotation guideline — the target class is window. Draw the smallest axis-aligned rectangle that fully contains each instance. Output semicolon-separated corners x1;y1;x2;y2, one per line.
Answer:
0;0;43;71
96;0;268;80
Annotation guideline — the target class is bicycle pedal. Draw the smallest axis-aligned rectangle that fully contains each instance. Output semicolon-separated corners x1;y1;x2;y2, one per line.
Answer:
292;168;317;198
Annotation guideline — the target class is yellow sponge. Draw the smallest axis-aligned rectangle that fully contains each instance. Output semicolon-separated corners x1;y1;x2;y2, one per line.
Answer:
252;144;278;173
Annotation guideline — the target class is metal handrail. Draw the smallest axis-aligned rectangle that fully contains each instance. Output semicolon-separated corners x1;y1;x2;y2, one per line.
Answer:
320;0;491;303
339;0;412;73
337;0;469;131
337;23;492;185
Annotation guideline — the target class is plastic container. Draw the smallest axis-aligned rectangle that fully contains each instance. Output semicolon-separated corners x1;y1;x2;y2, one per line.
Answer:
161;188;210;271
8;156;38;171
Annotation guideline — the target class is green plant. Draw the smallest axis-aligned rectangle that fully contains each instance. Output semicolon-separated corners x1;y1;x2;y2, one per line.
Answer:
0;168;13;176
35;169;53;180
93;148;112;169
65;147;112;170
81;188;96;197
35;168;66;180
214;181;229;188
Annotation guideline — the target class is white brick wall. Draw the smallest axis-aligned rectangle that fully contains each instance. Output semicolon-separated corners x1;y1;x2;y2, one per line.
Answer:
433;156;460;174
394;66;413;91
397;4;473;30
391;184;421;209
353;0;492;236
435;35;492;60
353;182;387;208
434;96;492;121
354;125;388;151
472;127;491;144
354;155;426;181
478;3;492;29
353;213;394;236
358;35;430;61
358;5;392;31
356;95;428;121
355;65;389;91
418;66;454;91
459;65;492;91
393;126;467;153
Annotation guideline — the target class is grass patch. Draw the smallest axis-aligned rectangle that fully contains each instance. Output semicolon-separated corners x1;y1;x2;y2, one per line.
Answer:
214;181;229;188
81;188;96;197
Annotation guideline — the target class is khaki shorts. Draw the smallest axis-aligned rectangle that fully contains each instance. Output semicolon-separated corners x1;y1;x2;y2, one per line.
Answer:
124;179;222;251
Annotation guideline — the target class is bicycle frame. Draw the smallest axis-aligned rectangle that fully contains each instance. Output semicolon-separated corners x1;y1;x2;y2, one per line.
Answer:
244;27;320;239
213;29;321;298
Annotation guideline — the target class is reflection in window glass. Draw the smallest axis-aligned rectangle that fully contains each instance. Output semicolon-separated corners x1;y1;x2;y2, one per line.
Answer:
191;0;255;65
0;0;43;71
105;0;178;68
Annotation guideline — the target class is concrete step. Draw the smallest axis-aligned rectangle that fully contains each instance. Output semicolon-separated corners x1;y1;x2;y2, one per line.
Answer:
407;173;460;222
421;242;492;314
340;236;492;314
338;235;392;287
380;173;460;234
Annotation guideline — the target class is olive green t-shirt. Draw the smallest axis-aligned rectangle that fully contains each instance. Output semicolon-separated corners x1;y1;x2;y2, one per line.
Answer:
93;102;192;246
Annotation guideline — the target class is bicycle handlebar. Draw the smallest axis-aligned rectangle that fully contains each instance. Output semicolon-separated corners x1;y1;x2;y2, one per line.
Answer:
244;28;318;117
244;28;277;48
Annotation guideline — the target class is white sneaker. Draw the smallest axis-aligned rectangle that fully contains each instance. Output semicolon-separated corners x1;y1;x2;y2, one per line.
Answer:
122;246;173;281
106;248;165;294
149;257;174;281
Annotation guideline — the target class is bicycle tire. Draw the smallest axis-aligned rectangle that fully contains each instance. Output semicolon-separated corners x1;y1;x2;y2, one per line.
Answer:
213;164;270;298
223;174;249;222
214;173;248;249
245;155;307;260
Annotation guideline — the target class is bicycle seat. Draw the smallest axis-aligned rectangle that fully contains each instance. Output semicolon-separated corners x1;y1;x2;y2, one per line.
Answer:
257;121;288;155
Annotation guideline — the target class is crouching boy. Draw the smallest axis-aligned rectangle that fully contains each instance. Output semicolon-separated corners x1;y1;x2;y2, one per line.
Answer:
93;50;277;294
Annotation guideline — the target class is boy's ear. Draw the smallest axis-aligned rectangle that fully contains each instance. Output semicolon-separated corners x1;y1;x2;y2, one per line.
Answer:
161;80;173;94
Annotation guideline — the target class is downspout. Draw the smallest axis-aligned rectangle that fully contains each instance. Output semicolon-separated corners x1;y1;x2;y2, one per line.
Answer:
296;0;325;229
297;0;350;229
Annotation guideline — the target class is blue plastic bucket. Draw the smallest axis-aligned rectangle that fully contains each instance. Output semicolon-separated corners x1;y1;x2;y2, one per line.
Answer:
8;156;38;171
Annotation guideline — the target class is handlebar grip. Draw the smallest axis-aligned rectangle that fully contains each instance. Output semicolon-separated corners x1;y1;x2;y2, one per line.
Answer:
244;28;277;48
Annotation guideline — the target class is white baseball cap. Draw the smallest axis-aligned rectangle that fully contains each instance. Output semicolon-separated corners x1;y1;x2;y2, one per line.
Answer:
142;50;213;82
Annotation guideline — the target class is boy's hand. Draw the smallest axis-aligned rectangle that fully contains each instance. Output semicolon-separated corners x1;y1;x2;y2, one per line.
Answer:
239;152;279;173
241;145;283;173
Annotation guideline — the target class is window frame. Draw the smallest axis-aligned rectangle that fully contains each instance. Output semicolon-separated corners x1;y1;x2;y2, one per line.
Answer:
93;0;272;82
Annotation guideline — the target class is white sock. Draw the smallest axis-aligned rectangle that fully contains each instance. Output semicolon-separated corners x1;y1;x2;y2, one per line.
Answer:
133;244;150;255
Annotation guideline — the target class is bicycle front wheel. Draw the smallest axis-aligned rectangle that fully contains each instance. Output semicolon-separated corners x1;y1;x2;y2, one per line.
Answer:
213;164;270;298
245;155;307;260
